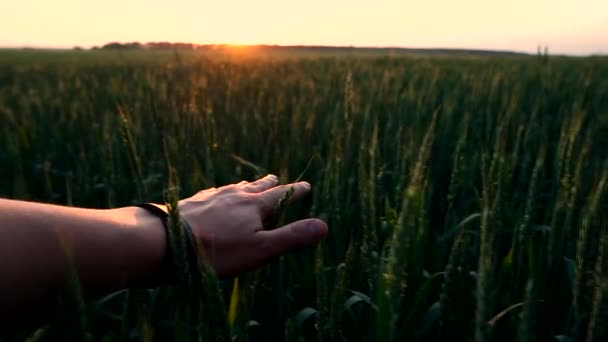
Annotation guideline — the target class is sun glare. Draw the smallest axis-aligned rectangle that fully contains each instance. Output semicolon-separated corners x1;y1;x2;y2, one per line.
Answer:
226;44;249;49
222;44;260;56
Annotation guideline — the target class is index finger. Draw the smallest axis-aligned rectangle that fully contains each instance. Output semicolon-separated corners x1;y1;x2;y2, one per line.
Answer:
245;174;280;193
257;181;312;216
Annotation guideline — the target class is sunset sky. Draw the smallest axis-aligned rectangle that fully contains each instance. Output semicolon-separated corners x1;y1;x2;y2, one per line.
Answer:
1;0;607;55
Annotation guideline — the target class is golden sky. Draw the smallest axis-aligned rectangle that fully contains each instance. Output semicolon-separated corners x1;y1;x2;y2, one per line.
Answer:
1;0;607;54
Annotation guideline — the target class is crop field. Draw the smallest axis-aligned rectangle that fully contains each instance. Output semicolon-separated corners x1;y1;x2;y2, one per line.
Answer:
1;50;607;341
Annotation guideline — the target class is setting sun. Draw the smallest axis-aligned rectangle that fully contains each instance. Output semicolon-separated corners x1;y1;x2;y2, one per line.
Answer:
225;44;255;50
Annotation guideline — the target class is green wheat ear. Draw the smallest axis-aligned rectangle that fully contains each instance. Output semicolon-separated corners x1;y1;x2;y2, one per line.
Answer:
265;155;316;229
231;154;267;178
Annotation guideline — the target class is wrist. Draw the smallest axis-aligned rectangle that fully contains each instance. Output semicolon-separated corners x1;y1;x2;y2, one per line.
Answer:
126;206;170;287
127;202;201;286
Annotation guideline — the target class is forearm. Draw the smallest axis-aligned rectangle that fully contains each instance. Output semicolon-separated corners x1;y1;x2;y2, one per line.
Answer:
0;175;328;327
0;199;166;318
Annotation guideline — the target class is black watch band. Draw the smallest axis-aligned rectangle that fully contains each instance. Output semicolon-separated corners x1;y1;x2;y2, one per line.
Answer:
134;203;200;283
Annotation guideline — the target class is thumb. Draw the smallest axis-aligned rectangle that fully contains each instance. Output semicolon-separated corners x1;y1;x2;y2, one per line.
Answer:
256;218;328;260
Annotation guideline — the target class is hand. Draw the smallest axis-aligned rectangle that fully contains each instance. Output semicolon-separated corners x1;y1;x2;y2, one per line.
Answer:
177;175;327;276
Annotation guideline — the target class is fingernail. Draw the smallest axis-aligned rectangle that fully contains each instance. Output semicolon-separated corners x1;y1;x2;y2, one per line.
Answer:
307;220;326;236
302;181;311;189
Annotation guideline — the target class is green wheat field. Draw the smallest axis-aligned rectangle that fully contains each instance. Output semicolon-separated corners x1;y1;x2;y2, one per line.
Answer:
1;49;607;341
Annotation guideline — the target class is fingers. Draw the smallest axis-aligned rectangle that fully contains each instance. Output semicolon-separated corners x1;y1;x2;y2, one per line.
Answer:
255;219;328;261
258;182;311;215
245;174;279;193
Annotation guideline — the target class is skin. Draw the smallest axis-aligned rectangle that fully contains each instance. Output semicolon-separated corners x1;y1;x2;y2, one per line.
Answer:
0;174;328;324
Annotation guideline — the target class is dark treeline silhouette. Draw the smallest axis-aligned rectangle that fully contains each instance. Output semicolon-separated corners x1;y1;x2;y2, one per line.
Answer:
93;42;530;56
98;42;195;50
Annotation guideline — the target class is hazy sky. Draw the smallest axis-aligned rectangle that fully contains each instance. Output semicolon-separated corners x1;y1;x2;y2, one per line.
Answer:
1;0;607;55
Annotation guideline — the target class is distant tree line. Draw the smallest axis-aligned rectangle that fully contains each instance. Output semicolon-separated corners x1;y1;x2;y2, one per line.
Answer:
92;42;199;50
85;42;530;57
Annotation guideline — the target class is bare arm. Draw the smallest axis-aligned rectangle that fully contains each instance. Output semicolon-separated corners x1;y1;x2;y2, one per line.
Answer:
0;200;164;315
0;175;327;322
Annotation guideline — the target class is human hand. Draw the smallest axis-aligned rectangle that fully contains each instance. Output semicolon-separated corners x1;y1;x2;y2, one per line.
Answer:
177;175;327;276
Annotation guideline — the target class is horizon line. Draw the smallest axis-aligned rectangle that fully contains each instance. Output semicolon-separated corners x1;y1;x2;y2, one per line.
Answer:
0;42;605;57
